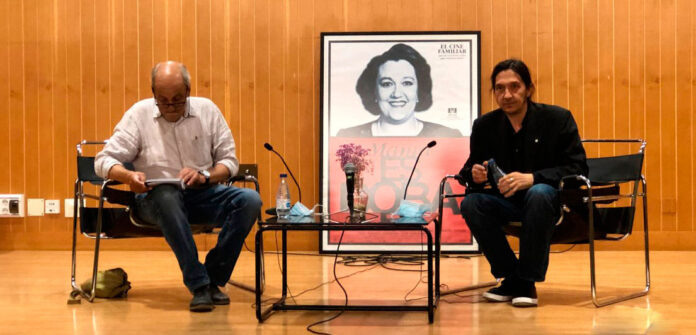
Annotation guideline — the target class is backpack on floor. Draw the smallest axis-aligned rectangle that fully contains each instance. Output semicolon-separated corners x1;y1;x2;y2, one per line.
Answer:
80;267;131;298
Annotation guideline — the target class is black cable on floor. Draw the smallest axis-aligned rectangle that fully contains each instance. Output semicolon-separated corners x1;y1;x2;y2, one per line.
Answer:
272;230;300;305
551;244;576;253
403;233;425;302
306;219;349;335
291;264;378;299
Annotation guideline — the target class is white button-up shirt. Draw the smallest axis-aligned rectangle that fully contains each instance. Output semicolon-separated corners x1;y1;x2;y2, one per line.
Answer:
95;97;239;180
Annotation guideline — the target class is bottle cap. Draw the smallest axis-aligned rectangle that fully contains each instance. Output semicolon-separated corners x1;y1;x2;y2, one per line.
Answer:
280;173;288;177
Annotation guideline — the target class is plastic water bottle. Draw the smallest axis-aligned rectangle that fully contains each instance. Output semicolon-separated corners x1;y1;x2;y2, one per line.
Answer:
276;173;291;218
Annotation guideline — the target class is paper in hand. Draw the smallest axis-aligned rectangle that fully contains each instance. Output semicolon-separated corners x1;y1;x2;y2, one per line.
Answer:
144;178;186;190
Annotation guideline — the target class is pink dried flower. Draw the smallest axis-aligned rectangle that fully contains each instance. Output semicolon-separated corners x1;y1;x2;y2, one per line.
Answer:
335;143;373;176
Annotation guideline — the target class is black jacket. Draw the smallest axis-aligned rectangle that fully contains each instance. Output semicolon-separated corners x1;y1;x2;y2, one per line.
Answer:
459;102;588;191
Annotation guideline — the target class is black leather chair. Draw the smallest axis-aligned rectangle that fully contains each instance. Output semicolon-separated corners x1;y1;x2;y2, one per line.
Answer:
68;140;262;303
437;139;649;307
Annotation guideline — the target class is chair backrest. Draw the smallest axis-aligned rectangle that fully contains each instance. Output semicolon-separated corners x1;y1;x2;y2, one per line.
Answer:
587;153;644;184
77;156;104;185
556;139;646;243
75;140;144;237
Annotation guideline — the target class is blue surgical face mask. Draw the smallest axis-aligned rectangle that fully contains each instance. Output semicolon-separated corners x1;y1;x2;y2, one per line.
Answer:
395;200;430;218
289;202;320;217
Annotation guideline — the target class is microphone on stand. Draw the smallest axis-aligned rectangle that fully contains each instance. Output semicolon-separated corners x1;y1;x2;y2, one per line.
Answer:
403;140;437;200
343;163;356;215
264;142;302;215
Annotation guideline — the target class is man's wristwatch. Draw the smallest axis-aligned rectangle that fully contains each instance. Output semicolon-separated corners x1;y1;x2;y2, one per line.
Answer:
198;169;211;185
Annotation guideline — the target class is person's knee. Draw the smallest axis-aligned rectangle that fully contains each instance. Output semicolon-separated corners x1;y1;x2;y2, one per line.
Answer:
226;188;262;218
461;193;488;211
138;185;187;228
523;184;560;224
524;184;558;206
241;189;263;213
148;185;186;216
460;194;488;224
150;185;185;205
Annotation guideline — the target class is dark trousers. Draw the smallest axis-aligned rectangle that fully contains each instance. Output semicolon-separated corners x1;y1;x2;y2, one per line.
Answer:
134;184;262;292
460;183;559;282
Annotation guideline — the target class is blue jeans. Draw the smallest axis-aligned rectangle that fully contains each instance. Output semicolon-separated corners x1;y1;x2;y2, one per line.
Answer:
134;184;262;292
460;184;559;282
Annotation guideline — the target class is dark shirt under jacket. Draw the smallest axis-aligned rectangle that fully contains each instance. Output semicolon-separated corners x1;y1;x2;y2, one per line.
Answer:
458;101;588;198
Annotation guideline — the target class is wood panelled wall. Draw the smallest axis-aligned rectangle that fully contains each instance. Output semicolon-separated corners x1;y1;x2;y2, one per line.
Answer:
0;0;694;250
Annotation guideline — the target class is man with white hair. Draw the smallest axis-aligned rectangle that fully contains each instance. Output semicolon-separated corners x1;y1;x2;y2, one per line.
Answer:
95;61;261;312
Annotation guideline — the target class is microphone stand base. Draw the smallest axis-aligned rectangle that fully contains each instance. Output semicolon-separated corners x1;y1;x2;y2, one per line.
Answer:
327;209;378;224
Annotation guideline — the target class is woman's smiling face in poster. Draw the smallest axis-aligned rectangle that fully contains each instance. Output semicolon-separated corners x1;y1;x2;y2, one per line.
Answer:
375;60;419;124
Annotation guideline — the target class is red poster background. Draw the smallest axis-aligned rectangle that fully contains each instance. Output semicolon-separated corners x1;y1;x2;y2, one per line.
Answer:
327;137;473;248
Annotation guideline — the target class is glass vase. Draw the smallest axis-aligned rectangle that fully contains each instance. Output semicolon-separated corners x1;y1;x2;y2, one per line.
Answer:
353;177;368;220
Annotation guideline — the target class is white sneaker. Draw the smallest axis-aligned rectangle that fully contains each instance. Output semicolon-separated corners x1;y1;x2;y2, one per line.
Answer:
482;280;515;302
511;284;538;307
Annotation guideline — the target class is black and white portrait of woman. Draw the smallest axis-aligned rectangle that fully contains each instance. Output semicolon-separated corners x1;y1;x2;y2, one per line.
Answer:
336;43;463;138
321;32;481;252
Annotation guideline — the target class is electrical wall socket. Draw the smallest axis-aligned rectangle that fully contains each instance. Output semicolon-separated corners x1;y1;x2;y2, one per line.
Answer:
27;199;44;216
64;198;82;218
45;199;60;214
0;194;24;217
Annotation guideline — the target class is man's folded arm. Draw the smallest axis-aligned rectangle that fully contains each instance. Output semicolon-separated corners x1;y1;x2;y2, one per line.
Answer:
210;106;239;178
94;114;141;180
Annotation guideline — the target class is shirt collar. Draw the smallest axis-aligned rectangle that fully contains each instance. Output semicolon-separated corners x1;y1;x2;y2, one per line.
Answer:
504;110;530;134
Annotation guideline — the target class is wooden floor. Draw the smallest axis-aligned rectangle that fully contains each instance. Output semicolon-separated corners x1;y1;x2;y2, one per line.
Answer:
0;249;693;334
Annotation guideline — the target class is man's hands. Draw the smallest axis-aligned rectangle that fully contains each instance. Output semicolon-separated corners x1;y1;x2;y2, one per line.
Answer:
496;172;534;198
126;171;151;193
471;161;489;184
109;164;223;192
126;167;207;192
471;160;534;197
179;167;206;187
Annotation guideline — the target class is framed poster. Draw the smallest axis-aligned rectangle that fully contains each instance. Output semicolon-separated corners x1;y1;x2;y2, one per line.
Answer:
320;31;481;253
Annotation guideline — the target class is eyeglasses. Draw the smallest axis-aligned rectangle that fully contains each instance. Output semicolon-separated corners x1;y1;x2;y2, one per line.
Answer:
156;99;187;109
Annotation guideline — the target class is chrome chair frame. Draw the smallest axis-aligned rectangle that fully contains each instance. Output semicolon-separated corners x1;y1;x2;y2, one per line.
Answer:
437;139;650;307
568;139;650;307
68;140;262;303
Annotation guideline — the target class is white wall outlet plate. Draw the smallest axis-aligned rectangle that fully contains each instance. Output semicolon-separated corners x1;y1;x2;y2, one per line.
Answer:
0;194;24;217
64;198;81;218
45;199;60;214
27;198;45;216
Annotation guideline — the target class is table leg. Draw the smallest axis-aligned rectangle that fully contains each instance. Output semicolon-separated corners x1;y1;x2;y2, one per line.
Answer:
426;228;434;324
255;228;264;322
435;218;441;300
281;226;288;299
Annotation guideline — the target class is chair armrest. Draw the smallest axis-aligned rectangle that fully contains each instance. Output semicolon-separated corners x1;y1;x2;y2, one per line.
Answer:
101;180;136;207
228;174;260;193
228;175;256;183
559;174;621;206
441;174;495;198
104;179;124;187
439;175;468;198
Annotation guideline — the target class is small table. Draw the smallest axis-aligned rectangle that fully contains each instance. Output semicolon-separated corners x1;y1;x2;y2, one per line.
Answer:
255;212;440;323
